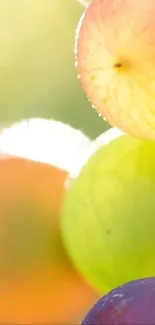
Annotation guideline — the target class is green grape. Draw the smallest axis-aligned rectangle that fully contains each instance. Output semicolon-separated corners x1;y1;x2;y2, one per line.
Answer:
61;130;155;293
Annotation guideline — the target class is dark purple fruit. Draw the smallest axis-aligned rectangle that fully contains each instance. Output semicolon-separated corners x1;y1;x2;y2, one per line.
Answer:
81;277;155;325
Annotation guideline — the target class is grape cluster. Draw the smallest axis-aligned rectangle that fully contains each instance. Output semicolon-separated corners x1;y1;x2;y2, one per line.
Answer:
62;0;155;323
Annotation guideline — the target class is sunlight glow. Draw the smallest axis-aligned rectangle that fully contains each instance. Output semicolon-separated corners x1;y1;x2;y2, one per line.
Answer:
0;119;123;178
0;119;91;177
77;0;90;8
87;127;123;157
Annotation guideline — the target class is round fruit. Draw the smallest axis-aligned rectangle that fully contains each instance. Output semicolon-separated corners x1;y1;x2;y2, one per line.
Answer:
81;277;155;325
76;0;155;140
0;157;97;324
61;130;155;293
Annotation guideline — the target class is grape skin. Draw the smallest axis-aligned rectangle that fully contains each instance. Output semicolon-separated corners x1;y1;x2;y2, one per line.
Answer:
81;277;155;325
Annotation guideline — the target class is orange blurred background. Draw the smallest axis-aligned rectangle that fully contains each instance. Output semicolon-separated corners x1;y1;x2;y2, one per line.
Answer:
0;156;98;323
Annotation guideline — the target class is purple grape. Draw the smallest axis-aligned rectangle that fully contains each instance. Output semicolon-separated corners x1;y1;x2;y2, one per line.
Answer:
81;278;155;325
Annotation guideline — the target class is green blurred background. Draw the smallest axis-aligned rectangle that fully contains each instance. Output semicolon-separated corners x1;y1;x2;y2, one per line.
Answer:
0;0;110;138
0;1;110;323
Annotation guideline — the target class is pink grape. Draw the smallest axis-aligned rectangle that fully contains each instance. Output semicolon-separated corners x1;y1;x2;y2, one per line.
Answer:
81;277;155;325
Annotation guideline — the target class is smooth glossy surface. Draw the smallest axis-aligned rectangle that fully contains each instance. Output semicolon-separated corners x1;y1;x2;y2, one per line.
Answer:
81;277;155;325
61;132;155;292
